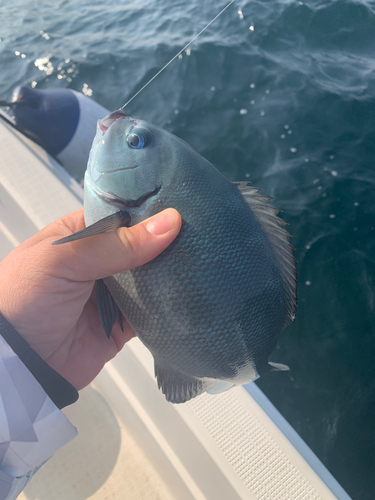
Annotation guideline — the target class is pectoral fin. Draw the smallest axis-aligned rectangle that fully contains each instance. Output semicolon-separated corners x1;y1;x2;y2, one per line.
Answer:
96;279;123;338
52;210;131;245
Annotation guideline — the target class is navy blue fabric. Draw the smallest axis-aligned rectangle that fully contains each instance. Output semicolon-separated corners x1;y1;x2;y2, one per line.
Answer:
12;86;79;156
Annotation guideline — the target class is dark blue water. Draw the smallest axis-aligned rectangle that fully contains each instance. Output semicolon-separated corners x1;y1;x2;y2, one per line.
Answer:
1;1;374;498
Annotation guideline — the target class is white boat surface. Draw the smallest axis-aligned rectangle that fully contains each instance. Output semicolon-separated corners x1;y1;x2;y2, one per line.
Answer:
0;114;352;500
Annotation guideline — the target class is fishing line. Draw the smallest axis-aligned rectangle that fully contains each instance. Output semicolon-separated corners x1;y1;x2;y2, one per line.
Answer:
119;0;236;110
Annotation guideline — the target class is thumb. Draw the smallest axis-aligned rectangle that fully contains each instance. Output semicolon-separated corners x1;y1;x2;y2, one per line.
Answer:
56;208;182;281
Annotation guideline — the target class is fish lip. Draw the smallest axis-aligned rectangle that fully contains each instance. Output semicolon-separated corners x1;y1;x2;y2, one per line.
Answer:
99;109;129;135
97;186;161;209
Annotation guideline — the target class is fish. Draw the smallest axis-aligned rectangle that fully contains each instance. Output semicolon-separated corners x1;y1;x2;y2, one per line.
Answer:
54;109;297;404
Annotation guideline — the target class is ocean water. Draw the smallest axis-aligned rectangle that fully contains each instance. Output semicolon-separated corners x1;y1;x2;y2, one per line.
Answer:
1;0;374;498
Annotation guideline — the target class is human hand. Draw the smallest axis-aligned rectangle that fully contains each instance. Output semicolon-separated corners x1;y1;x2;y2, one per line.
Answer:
0;208;181;390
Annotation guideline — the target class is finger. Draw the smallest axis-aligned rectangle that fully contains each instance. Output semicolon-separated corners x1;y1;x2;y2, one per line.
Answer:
12;209;86;252
36;209;86;242
45;208;182;281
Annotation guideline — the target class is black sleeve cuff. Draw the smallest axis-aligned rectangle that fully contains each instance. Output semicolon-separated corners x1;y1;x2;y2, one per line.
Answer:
0;313;79;409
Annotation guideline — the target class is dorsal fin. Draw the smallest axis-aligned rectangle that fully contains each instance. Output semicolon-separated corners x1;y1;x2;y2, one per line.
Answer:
235;182;297;329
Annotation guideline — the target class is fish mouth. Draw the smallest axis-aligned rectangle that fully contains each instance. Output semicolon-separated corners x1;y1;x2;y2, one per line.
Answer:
98;186;161;209
99;109;129;135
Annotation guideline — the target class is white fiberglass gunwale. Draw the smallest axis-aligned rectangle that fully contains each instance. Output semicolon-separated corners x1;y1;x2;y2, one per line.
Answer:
0;116;351;500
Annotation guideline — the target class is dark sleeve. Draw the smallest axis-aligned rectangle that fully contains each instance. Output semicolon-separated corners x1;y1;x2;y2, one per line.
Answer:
0;313;78;409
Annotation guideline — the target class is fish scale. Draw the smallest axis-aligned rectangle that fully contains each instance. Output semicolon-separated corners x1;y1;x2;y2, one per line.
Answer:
56;111;297;404
102;150;285;382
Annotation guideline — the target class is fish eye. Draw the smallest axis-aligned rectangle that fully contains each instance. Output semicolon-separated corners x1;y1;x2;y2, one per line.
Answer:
126;128;151;149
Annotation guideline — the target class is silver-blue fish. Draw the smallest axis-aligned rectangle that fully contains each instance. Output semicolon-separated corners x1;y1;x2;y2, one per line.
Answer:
56;110;297;404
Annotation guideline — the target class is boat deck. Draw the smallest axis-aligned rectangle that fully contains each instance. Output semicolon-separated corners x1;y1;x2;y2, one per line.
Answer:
19;385;174;500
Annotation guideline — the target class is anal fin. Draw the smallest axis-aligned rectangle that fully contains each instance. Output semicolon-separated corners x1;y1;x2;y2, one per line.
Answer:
154;363;213;404
96;279;123;338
